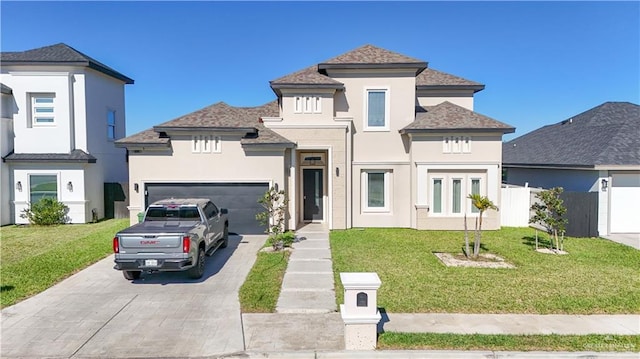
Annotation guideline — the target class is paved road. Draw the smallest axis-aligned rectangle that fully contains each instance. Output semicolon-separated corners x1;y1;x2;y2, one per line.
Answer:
1;234;264;358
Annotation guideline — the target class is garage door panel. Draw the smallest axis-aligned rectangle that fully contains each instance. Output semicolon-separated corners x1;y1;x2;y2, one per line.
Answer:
610;187;640;233
145;183;268;234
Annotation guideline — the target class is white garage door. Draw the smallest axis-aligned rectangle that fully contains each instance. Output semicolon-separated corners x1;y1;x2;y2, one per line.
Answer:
610;173;640;233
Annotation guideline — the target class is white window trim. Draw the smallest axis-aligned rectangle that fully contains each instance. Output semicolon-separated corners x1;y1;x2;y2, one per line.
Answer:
213;136;221;153
295;95;321;114
30;93;56;126
443;136;472;154
364;87;390;131
427;173;486;217
313;96;321;113
361;170;391;213
294;96;302;113
192;135;221;153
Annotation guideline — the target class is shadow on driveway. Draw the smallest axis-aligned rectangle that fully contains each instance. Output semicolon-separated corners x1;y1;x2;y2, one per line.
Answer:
127;234;246;284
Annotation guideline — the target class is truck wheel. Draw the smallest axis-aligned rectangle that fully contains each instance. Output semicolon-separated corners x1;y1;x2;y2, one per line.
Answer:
123;271;141;280
221;225;229;248
188;248;205;279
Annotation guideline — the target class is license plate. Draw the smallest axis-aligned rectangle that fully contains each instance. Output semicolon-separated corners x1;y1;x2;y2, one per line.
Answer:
145;259;158;267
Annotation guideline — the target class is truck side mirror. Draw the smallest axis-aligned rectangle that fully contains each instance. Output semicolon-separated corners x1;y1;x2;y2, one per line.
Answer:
220;208;228;215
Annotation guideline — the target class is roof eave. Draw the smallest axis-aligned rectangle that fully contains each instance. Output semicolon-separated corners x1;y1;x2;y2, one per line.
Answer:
416;84;485;93
1;60;134;84
3;157;97;164
318;62;428;75
503;163;597;170
401;127;516;135
269;83;344;90
114;141;170;149
241;142;296;149
153;126;257;133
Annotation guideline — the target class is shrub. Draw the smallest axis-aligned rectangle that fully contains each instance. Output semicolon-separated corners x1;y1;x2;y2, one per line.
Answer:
20;198;69;225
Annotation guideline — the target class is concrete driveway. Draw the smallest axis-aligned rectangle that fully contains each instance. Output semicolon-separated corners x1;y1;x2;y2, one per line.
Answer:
1;234;264;358
602;233;640;250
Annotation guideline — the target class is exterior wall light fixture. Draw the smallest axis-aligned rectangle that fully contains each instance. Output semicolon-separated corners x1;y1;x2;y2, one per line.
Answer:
16;181;22;192
67;181;73;192
601;178;608;191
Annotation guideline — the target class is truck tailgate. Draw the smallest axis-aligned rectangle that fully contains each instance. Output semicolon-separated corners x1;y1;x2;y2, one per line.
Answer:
119;234;182;252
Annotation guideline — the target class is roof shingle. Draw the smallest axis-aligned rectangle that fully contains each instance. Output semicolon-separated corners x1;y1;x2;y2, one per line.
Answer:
1;43;134;84
503;102;640;167
270;65;343;86
416;68;484;90
320;44;426;65
402;101;515;133
3;149;97;163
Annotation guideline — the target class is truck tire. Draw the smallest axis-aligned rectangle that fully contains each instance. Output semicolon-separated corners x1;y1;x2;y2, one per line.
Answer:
188;248;205;279
123;271;141;280
221;225;229;248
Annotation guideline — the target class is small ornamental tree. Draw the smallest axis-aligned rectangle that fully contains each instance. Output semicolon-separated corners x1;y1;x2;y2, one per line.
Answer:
467;194;499;258
256;186;290;250
20;198;69;225
530;187;568;251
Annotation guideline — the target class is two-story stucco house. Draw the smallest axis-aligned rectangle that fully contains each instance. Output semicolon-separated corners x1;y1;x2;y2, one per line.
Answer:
117;45;514;234
0;43;134;224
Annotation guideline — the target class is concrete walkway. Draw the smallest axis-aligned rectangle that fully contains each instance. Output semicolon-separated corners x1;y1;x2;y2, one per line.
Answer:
602;233;640;250
275;223;336;314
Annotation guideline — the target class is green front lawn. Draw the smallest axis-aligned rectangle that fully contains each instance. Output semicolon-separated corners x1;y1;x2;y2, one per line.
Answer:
331;227;640;314
239;250;289;312
0;219;130;308
378;332;640;352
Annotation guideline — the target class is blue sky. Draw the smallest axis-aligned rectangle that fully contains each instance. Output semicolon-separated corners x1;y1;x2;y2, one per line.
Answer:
1;1;638;140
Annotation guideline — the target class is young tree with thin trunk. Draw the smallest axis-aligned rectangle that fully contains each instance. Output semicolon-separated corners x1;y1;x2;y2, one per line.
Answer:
467;194;499;258
530;187;567;251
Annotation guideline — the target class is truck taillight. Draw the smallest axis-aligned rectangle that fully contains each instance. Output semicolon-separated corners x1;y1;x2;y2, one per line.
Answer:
113;237;119;253
183;236;190;253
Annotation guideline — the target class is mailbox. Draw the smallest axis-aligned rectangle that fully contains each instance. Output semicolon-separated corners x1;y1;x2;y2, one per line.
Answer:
339;272;381;350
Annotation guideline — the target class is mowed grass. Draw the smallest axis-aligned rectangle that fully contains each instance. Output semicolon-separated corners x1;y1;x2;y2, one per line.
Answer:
331;227;640;313
239;250;289;312
0;219;130;308
378;332;640;352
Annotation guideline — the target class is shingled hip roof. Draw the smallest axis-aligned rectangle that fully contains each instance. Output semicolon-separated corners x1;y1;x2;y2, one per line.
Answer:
503;102;640;168
401;101;515;134
3;149;97;163
0;43;134;84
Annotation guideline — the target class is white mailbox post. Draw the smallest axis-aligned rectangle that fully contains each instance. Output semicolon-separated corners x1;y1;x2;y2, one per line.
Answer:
339;272;382;350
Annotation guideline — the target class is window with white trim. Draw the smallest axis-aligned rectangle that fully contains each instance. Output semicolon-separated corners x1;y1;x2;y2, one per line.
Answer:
192;135;221;153
365;88;389;131
294;95;321;114
30;94;55;126
107;110;116;140
362;170;391;212
443;136;471;153
429;172;486;215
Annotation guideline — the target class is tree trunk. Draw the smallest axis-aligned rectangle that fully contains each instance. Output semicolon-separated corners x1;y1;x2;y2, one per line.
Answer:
473;216;480;258
464;214;470;257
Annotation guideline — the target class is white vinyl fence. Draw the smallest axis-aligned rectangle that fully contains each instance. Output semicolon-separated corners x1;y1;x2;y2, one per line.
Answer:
500;185;544;227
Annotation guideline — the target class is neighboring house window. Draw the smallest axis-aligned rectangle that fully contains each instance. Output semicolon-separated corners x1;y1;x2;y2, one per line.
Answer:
443;136;471;153
432;178;442;213
365;88;389;131
30;94;55;126
107;110;116;140
362;170;391;212
294;95;321;114
192;135;221;153
30;175;57;204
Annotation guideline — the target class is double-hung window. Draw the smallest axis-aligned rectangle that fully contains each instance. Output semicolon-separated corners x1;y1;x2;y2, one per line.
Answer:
107;110;116;140
365;88;389;131
362;170;391;212
31;94;55;126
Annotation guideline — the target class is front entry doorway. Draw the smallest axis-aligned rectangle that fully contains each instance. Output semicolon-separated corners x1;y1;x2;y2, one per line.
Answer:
303;168;323;221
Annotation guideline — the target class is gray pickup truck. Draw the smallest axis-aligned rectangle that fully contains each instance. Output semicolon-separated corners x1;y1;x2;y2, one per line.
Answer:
113;198;229;280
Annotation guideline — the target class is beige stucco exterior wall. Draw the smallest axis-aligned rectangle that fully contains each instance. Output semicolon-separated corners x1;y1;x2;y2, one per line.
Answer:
416;89;475;111
126;134;286;225
271;127;348;229
411;133;504;230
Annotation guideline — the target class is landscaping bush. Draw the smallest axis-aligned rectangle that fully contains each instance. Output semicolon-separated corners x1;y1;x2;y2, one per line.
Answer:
20;198;69;225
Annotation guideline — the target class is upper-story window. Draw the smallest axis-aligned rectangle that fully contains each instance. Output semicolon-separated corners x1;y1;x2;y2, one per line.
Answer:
107;110;116;140
294;95;321;114
443;136;471;153
30;94;55;126
192;135;221;153
365;88;389;131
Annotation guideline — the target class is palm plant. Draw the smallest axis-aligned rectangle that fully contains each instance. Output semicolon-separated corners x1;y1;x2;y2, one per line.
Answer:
467;194;499;258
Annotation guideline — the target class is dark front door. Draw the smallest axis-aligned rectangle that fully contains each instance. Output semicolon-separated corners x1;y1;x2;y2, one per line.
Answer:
303;169;323;221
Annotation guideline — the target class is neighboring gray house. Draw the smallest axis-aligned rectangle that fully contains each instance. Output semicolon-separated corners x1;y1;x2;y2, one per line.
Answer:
0;43;134;224
503;102;640;236
117;44;515;234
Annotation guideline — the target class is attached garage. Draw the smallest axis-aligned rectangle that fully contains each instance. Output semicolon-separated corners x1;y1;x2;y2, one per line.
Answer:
609;173;640;233
145;182;269;234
